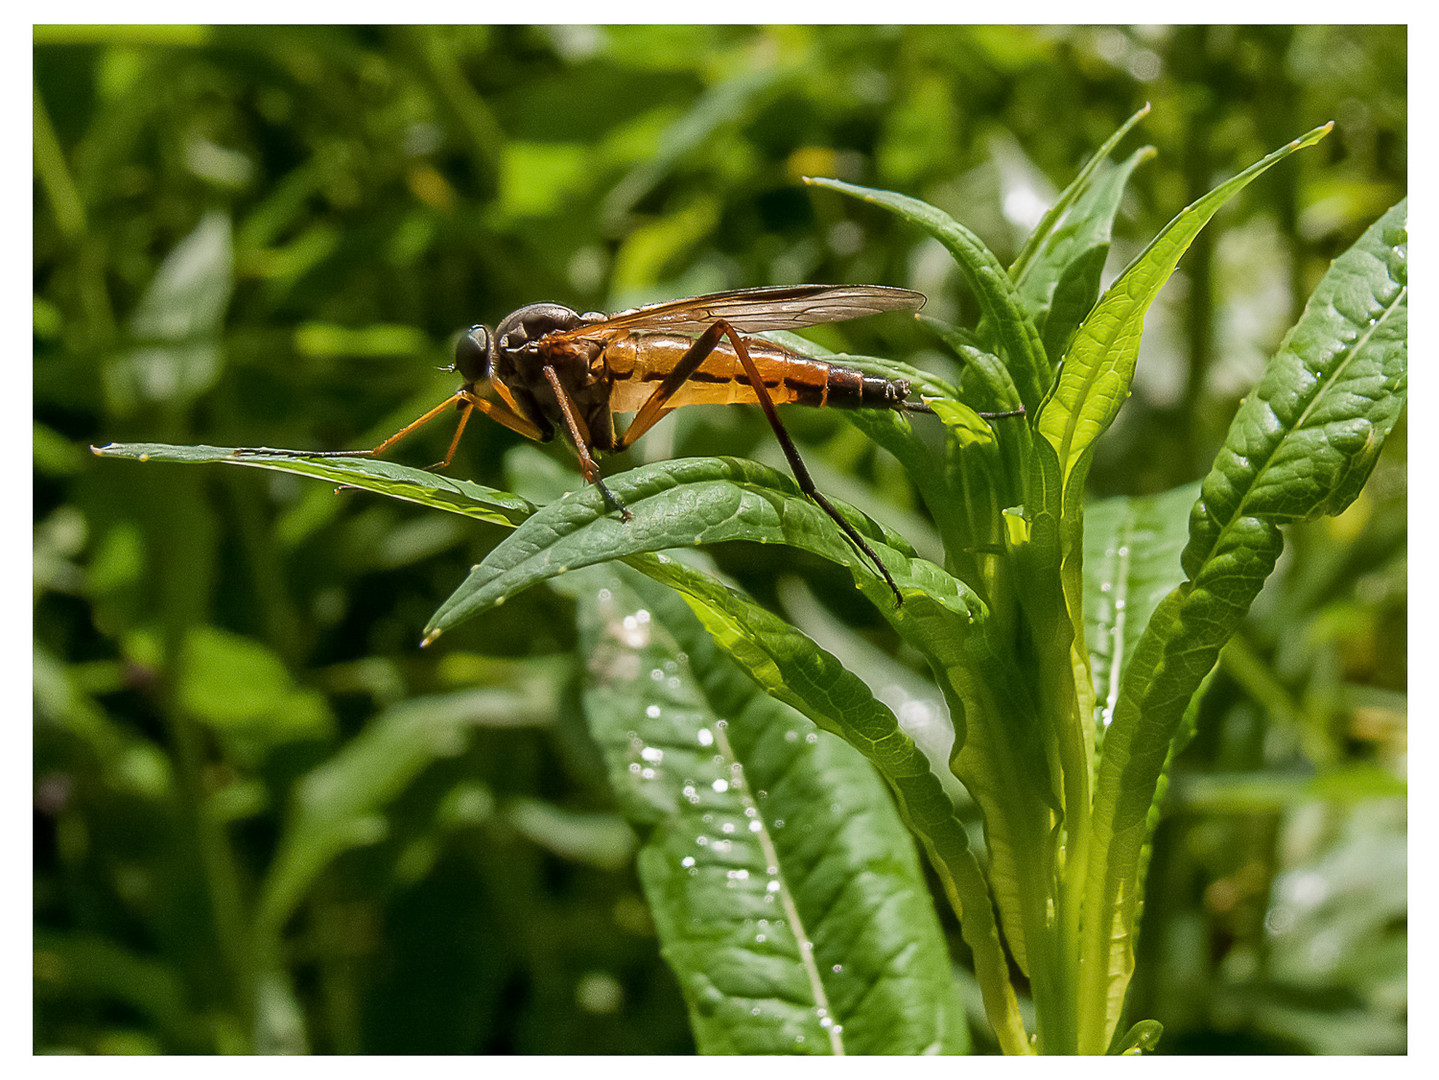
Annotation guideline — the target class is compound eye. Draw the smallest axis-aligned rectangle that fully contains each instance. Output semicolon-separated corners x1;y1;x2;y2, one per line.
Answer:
454;326;491;382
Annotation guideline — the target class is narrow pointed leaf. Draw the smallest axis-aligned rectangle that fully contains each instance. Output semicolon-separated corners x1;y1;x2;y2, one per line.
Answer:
1038;124;1333;494
805;176;1051;415
1016;146;1155;367
1009;103;1150;281
90;442;534;526
106;210;233;414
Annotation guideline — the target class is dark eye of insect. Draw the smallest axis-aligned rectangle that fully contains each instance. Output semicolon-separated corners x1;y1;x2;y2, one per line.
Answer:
454;326;490;383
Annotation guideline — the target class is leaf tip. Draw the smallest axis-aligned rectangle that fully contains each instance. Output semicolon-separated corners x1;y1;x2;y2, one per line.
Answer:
420;629;442;648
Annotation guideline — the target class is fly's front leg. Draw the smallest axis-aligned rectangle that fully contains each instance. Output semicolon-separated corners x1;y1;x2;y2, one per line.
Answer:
234;386;546;467
539;366;633;522
233;392;468;462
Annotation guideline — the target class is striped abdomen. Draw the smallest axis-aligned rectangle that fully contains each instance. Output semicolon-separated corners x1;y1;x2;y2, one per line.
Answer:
602;332;917;413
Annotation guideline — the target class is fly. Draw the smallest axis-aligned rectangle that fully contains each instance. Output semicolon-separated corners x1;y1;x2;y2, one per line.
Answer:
245;284;1019;606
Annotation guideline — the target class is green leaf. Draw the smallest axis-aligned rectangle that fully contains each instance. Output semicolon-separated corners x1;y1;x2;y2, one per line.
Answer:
176;626;333;751
805;176;1051;415
89;442;535;527
34;931;199;1050
1176;766;1406;812
424;456;976;639
1183;197;1408;571
1038;124;1333;496
916;317;1024;414
624;554;1031;1054
1009;104;1150;283
1076;197;1407;1054
1016;147;1155;367
1083;483;1200;730
573;564;970;1055
1009;105;1154;368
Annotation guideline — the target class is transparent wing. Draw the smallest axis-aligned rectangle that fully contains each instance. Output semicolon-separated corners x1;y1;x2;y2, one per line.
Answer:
549;284;925;339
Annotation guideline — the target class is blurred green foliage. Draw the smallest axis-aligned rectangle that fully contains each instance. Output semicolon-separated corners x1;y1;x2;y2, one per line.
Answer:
34;25;1405;1054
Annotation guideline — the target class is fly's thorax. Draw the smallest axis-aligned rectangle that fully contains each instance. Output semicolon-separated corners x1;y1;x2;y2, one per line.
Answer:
490;303;585;384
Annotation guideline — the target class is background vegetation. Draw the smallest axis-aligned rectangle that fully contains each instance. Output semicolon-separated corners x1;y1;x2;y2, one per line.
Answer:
34;25;1406;1054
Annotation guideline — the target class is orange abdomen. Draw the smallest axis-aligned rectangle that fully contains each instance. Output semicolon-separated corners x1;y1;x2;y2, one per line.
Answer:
602;333;911;413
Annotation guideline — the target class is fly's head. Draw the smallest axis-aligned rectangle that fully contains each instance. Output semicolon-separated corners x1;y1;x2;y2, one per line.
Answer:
452;324;495;389
453;303;594;440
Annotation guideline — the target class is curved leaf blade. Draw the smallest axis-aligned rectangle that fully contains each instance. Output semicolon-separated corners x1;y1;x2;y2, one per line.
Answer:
1184;197;1408;571
1038;124;1333;493
1077;197;1407;1053
425;456;981;639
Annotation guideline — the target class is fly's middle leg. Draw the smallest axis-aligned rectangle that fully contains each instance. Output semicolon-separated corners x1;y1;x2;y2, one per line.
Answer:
539;365;633;522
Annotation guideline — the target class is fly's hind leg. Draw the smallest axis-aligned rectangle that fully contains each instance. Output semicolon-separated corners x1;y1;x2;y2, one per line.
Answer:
616;319;905;607
715;322;904;606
